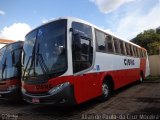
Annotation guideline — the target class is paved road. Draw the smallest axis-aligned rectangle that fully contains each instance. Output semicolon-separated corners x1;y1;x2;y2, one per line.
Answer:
0;80;160;120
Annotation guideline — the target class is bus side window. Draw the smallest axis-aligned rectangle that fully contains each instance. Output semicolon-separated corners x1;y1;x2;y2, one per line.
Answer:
136;47;139;57
136;48;140;58
144;51;147;57
120;41;125;55
123;43;127;56
95;30;106;52
142;50;145;57
140;49;142;57
125;43;128;55
113;38;120;54
131;45;134;57
125;43;130;56
139;48;141;58
134;47;137;57
129;44;133;57
106;35;114;53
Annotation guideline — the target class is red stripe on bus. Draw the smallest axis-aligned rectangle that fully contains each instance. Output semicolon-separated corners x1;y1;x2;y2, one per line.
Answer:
0;79;20;91
22;67;142;104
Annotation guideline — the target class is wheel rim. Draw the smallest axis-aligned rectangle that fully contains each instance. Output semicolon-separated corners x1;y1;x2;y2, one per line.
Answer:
102;83;109;97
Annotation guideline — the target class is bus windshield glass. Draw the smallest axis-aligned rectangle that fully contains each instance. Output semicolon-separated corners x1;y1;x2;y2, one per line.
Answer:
0;47;6;62
22;20;67;79
0;42;23;81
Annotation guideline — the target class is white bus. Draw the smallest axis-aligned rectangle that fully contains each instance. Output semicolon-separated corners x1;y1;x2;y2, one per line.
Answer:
22;17;150;105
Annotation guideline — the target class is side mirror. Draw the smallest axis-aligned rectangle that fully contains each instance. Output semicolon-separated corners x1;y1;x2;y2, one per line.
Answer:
22;49;25;65
11;51;16;65
11;50;19;67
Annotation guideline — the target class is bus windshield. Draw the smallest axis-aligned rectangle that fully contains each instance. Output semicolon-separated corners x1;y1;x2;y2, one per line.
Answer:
22;20;67;81
0;47;6;62
0;42;23;81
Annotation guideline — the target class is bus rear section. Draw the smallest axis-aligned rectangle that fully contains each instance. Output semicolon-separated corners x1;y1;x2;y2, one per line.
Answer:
0;41;23;101
21;17;150;106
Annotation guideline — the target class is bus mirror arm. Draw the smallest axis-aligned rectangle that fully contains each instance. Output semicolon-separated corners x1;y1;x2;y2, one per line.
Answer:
11;51;15;65
70;28;73;32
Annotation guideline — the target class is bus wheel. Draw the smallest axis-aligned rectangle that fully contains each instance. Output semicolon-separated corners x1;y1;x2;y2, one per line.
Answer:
99;81;112;101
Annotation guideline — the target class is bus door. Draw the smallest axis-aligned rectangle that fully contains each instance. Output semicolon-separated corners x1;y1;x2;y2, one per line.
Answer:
71;22;100;103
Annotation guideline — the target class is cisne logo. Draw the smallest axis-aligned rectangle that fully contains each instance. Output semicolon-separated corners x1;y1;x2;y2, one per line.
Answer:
124;59;135;66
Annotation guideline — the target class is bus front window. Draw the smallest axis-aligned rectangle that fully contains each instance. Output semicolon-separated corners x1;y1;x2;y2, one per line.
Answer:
0;47;6;80
22;20;67;82
0;42;22;81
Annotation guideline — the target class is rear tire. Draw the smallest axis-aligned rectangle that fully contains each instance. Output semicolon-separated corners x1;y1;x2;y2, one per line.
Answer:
99;81;112;102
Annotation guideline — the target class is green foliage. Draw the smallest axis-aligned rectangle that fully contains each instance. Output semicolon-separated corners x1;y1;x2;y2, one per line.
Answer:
156;27;160;34
131;28;160;55
148;42;160;55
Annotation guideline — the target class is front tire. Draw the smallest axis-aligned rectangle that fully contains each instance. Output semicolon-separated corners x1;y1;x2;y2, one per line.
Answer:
99;81;112;101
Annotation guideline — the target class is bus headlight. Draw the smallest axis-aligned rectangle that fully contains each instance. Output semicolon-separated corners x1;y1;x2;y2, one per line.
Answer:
48;82;70;94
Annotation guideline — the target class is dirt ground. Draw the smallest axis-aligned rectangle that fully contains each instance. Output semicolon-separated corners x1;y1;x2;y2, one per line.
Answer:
0;79;160;120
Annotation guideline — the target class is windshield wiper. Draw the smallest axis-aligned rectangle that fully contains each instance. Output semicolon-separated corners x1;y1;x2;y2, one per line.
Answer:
35;43;50;78
22;56;32;79
37;54;49;73
22;42;50;80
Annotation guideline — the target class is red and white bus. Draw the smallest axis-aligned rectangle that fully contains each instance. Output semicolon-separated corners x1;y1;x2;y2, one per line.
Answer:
22;17;150;105
0;41;23;100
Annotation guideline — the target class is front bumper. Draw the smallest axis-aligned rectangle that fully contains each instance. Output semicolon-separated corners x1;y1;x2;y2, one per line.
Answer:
0;87;21;100
22;83;77;106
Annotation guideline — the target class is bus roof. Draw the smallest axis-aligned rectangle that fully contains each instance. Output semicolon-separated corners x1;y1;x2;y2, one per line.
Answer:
0;41;23;50
26;17;146;50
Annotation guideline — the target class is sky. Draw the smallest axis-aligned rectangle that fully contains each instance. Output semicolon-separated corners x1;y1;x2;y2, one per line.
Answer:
0;0;160;41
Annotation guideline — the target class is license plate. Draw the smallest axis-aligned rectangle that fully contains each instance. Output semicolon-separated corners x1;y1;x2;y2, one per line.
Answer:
32;98;40;103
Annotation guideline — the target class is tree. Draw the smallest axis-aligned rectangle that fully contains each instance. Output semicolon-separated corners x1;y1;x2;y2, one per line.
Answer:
131;28;160;55
156;27;160;34
147;42;160;55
